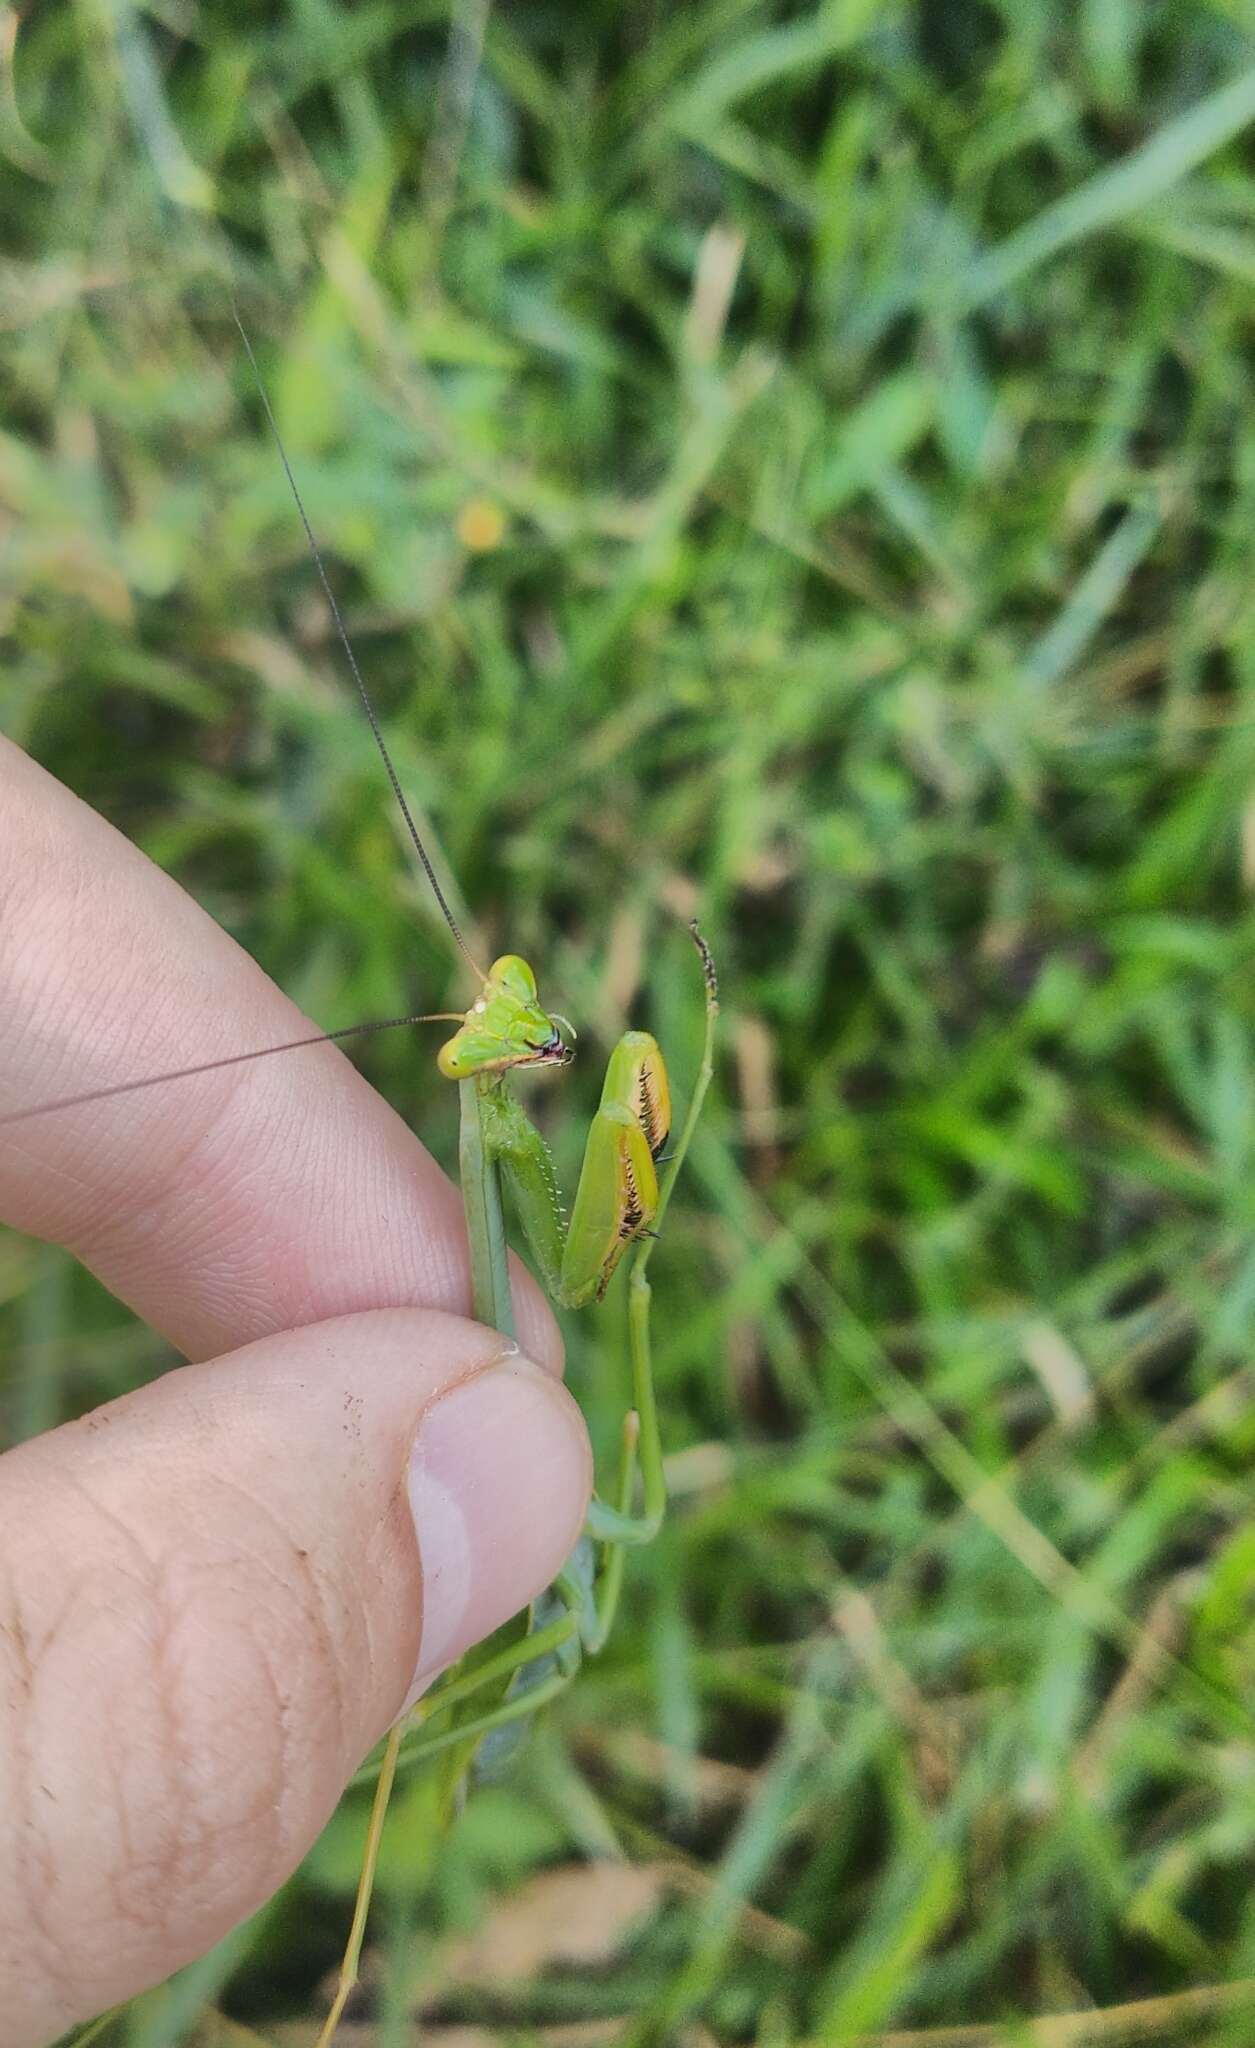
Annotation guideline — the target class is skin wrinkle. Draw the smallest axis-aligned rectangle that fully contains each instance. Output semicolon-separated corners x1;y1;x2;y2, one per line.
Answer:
176;1508;386;1917
0;838;98;1047
0;1560;54;2012
231;1601;309;1902
65;1059;324;1326
301;1555;363;1743
55;1462;159;1579
0;1130;119;1238
245;1107;407;1330
45;1480;175;1985
354;1472;421;1739
0;927;209;1245
245;1608;298;1881
1;1145;255;1374
69;1575;236;1993
149;1557;195;1962
9;1587;129;2018
8;1561;109;1993
2;1460;292;1994
100;1628;152;1935
0;882;218;1150
133;1401;418;1929
77;1591;196;1986
158;1591;284;1933
3;748;233;1032
191;1465;361;1773
98;1192;313;1376
148;1581;263;1941
84;1509;338;1968
335;1477;417;1754
14;1068;267;1257
101;1706;151;1972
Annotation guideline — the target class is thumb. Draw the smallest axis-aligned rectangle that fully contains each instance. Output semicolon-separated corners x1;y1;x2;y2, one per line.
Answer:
0;1308;591;2046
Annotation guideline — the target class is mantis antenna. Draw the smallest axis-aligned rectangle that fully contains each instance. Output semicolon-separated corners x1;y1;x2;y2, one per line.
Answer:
230;304;488;986
0;314;490;1131
0;1013;462;1128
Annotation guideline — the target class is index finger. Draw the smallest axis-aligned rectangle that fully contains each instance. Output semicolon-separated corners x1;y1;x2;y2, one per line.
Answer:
0;737;562;1371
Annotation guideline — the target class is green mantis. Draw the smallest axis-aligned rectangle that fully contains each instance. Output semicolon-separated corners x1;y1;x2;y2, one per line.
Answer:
316;926;715;2044
225;318;719;2043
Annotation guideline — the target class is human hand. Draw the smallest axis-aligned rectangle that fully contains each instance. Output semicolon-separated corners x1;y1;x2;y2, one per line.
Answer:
0;737;591;2045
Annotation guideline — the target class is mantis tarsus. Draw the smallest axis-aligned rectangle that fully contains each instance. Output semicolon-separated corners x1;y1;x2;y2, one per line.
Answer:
11;317;718;2047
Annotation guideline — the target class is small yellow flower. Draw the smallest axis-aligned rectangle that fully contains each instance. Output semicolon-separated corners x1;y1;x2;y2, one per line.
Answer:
456;497;507;552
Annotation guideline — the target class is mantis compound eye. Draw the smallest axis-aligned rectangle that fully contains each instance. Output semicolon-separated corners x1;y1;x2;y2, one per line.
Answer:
489;955;540;1005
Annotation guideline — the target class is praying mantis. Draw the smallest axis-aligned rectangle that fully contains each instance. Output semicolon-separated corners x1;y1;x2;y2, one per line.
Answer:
6;320;718;2046
242;321;719;2038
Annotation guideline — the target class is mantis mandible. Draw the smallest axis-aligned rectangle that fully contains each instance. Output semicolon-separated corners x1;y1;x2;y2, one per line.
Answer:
6;317;718;2047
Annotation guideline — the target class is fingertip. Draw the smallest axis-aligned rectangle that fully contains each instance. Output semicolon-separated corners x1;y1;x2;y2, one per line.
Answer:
405;1354;592;1697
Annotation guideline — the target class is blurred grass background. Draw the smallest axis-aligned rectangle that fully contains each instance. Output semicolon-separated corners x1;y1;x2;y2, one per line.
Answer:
5;2;1255;2042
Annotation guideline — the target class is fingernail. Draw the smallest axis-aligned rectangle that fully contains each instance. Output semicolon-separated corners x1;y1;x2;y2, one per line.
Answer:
405;1355;591;1702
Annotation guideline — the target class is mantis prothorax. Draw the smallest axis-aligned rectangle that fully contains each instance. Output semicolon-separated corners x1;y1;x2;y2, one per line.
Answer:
9;317;718;2048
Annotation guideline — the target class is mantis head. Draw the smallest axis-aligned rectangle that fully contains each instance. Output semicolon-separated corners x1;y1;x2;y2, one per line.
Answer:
437;955;574;1080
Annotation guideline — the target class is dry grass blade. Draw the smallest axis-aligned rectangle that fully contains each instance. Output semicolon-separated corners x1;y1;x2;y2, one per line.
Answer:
849;1975;1255;2045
